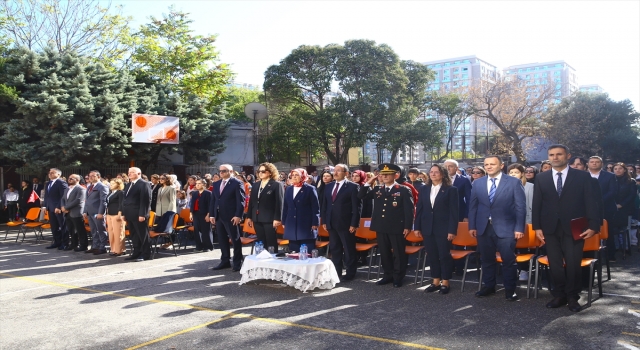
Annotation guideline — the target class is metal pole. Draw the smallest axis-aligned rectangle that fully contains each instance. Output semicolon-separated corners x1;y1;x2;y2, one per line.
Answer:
253;110;258;169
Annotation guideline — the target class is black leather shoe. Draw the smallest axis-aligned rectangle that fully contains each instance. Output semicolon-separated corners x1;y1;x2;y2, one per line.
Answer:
125;255;140;261
232;267;241;272
212;263;231;271
342;274;355;281
93;249;107;255
505;290;519;301
376;278;393;285
439;285;450;295
46;244;59;249
63;246;74;251
85;249;97;254
567;298;581;312
74;247;87;252
393;281;403;288
546;297;568;308
475;286;496;297
424;284;441;293
58;245;66;250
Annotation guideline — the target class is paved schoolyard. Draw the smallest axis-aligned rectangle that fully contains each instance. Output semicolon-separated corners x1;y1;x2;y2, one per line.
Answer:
1;229;639;350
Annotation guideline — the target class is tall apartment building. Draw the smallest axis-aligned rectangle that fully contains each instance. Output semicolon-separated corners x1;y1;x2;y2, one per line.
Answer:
503;60;579;102
579;84;605;94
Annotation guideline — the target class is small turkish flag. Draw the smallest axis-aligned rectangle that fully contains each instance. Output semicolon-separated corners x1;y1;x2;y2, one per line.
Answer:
27;190;39;203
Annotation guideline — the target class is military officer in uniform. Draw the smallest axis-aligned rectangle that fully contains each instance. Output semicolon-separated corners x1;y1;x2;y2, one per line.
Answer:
358;163;414;287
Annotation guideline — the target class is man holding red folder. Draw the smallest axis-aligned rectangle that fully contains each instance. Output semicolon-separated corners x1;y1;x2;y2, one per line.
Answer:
532;144;600;312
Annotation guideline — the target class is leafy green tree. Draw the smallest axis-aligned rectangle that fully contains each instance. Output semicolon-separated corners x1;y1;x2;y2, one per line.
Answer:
265;40;429;165
131;7;232;106
1;0;133;67
544;92;640;160
224;86;263;121
0;47;144;170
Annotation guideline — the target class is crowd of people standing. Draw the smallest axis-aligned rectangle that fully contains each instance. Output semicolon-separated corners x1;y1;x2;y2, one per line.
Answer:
5;146;639;312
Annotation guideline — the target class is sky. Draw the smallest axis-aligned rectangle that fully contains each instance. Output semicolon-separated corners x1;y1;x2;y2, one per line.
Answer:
111;0;640;110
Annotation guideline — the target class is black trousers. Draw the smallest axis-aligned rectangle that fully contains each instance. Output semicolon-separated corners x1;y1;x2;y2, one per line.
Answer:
477;223;517;291
6;202;18;221
377;231;407;282
193;214;214;251
124;212;150;258
424;233;453;280
254;222;278;253
328;227;357;278
545;221;585;300
65;215;86;249
216;218;243;268
48;207;66;245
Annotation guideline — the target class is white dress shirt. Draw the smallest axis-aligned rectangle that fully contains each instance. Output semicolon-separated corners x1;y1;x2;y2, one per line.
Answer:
553;166;569;188
67;185;76;199
430;183;441;207
589;170;601;179
486;172;503;194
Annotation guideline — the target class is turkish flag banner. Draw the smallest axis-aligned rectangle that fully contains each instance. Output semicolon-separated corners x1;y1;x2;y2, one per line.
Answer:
27;190;39;203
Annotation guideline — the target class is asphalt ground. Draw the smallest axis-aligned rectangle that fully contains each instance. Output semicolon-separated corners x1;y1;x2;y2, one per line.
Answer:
1;228;639;350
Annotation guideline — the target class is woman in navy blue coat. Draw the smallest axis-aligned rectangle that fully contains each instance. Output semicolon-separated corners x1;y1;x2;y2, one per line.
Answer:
414;164;459;294
282;168;320;253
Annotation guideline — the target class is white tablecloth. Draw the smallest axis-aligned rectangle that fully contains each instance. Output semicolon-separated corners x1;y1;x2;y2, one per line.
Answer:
239;255;340;292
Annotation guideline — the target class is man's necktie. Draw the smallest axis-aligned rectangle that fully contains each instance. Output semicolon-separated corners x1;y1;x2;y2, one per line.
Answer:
332;183;339;202
489;178;496;203
385;187;390;193
556;172;563;197
87;184;94;195
126;182;132;197
220;180;226;194
47;181;53;191
33;184;37;191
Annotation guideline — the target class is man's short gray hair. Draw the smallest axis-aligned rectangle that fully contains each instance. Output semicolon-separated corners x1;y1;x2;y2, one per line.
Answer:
335;164;349;173
220;164;233;172
443;159;459;167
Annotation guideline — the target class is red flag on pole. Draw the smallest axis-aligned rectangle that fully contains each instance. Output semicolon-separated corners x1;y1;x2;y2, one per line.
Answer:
27;190;39;203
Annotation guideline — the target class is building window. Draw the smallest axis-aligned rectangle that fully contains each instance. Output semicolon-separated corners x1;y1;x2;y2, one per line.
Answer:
454;68;459;73
554;71;561;76
462;81;469;86
444;69;449;75
462;74;468;79
462;67;468;72
518;69;523;73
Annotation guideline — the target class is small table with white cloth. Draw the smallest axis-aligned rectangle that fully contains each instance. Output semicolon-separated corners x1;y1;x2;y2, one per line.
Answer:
239;251;340;292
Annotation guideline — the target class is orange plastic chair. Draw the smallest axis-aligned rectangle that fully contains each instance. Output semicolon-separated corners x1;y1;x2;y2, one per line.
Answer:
176;208;193;249
316;222;330;256
450;222;480;292
12;207;42;242
405;231;426;285
599;220;610;281
5;209;30;240
494;224;539;298
276;224;289;249
534;232;602;307
150;213;178;259
355;218;378;280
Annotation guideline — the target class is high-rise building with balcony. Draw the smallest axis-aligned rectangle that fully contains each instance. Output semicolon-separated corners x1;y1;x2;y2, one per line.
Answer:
579;84;605;94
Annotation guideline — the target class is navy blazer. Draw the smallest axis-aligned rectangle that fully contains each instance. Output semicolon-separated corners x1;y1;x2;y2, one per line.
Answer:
321;180;361;230
44;179;68;210
209;177;245;220
414;184;459;236
452;175;472;220
282;183;320;241
190;190;212;216
596;170;618;217
469;175;526;238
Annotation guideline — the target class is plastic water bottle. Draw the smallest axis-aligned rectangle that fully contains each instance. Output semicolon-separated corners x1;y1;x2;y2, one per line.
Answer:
255;241;263;255
299;244;308;260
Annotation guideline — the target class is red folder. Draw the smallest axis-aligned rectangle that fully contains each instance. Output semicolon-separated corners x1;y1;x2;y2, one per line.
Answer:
570;217;588;240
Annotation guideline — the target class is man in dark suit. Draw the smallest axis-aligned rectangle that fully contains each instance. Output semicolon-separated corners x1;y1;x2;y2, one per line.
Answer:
533;144;600;312
122;167;152;262
587;156;617;259
209;164;246;271
469;156;526;301
83;171;109;255
358;163;414;288
60;174;86;251
444;159;472;222
44;168;68;249
321;164;361;281
190;179;214;252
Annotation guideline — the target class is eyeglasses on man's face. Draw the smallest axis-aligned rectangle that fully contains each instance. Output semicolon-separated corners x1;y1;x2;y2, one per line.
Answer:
219;169;229;173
